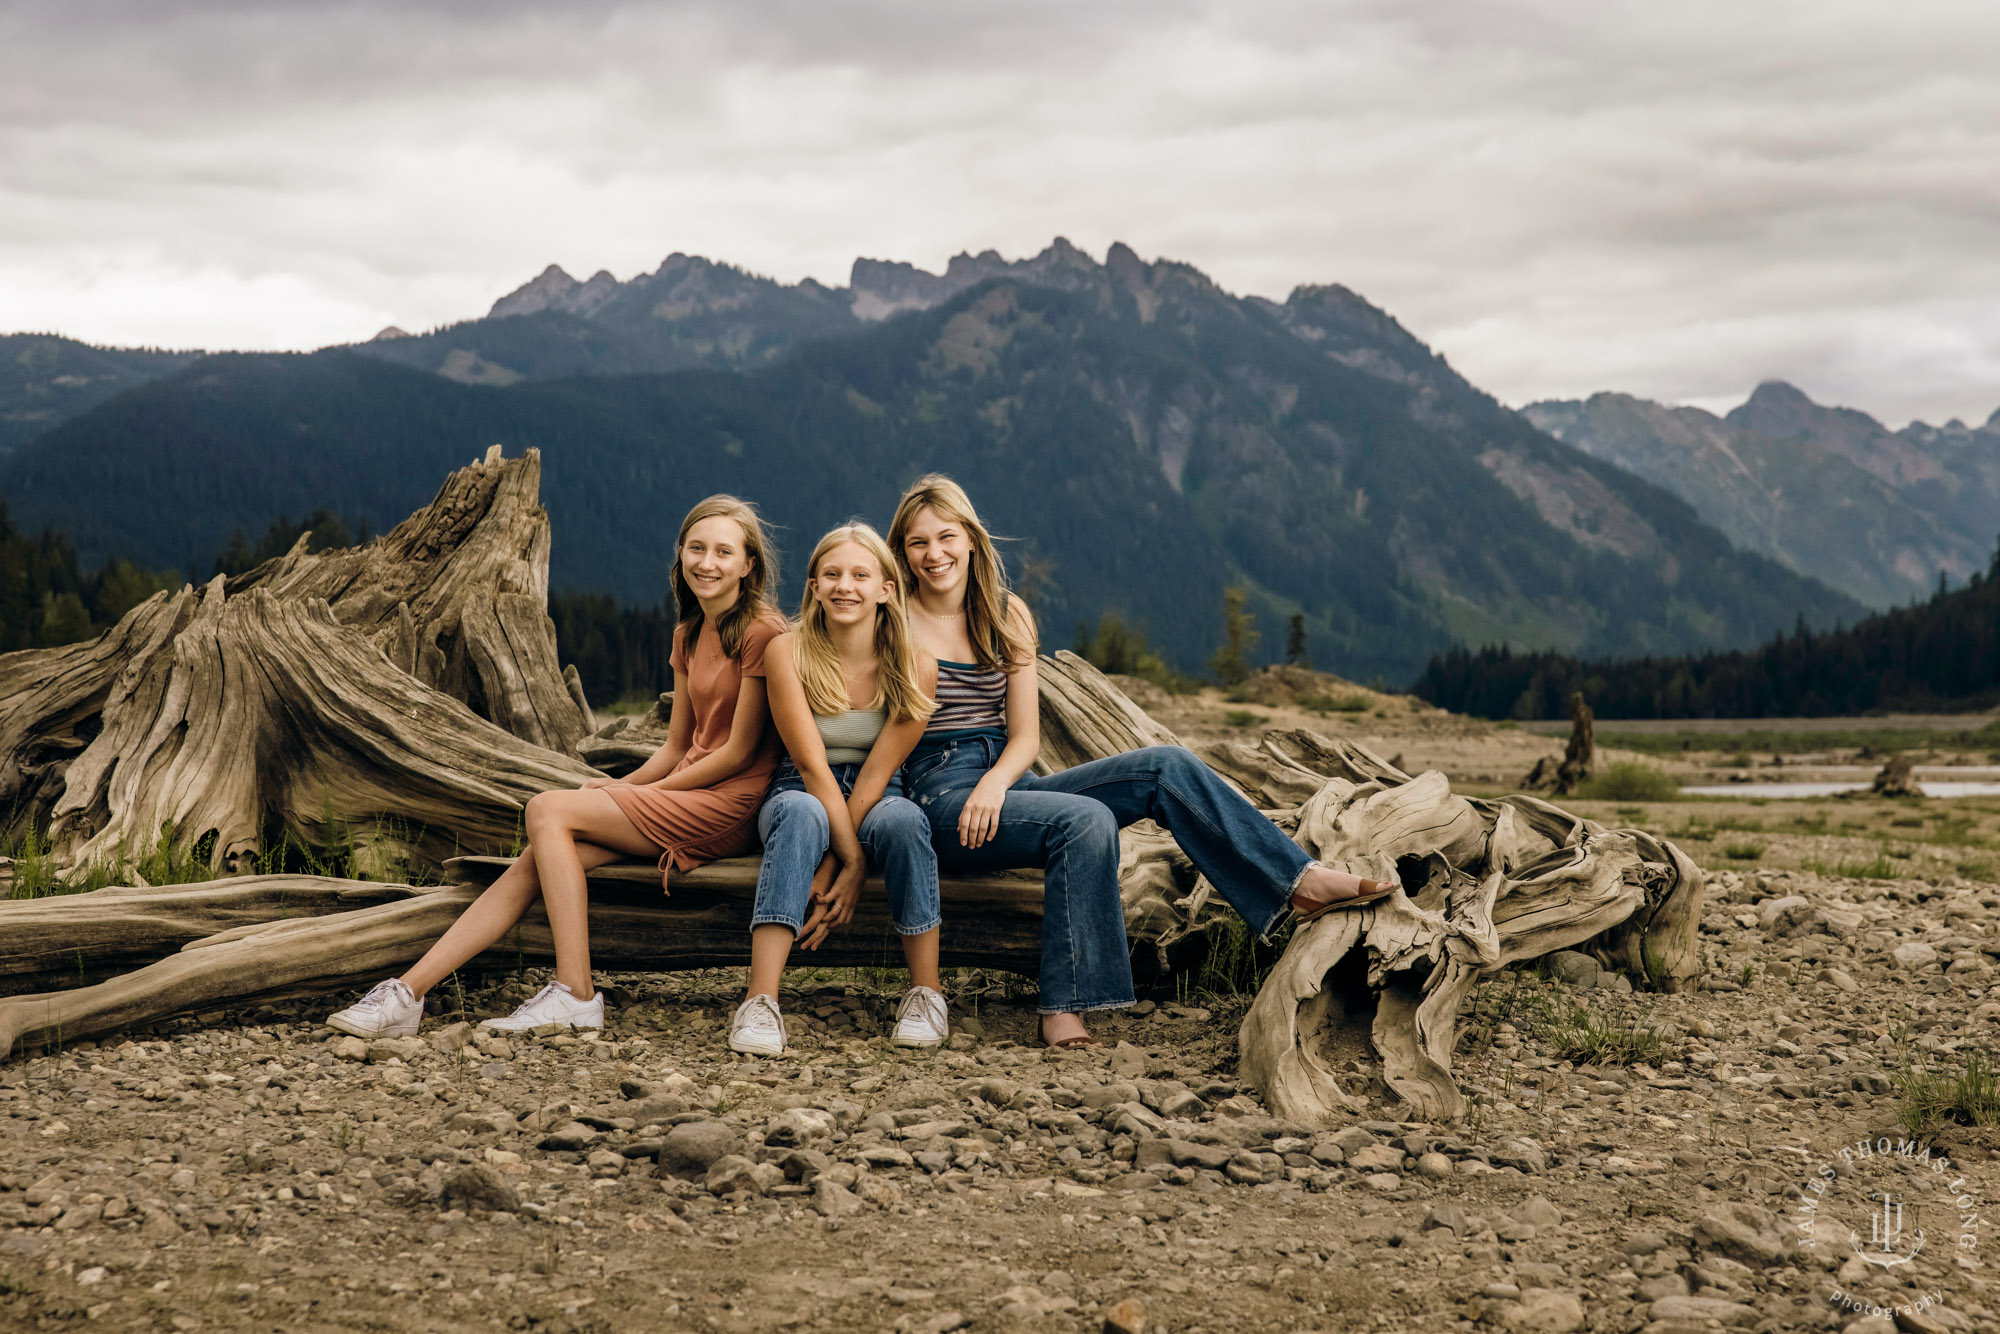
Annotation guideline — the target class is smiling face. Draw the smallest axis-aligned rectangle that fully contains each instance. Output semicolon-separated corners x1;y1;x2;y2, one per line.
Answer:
678;515;755;610
810;540;892;629
900;506;973;601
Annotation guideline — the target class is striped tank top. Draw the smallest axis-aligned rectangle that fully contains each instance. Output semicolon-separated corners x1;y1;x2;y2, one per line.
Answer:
814;706;888;765
927;660;1007;737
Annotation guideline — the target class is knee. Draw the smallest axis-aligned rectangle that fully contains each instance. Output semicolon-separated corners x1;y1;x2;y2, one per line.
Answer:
523;790;564;834
1151;745;1204;781
1058;801;1118;851
763;792;829;844
864;799;930;847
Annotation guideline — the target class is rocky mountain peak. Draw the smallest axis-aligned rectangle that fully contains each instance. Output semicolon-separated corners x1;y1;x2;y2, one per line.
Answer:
1725;380;1823;437
488;264;581;319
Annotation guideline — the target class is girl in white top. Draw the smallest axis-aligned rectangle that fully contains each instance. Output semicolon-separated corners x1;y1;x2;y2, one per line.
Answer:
729;523;945;1055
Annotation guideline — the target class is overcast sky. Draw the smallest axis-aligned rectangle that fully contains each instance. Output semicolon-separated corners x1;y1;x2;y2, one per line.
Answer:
3;0;1997;426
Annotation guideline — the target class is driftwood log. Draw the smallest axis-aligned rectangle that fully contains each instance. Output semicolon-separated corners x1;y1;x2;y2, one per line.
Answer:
0;458;1705;1128
0;860;1059;1059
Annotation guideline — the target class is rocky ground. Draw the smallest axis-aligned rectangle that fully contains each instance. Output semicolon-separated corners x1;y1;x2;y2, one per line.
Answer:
5;804;1999;1334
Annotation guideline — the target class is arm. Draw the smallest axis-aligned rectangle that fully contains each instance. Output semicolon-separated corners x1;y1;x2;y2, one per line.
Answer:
957;598;1042;849
652;675;770;792
587;676;694;788
843;654;938;831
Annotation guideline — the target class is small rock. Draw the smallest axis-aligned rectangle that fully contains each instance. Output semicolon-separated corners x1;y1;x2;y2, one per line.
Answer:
1102;1296;1147;1334
1348;1144;1405;1172
1510;1196;1562;1229
1423;1203;1470;1235
1491;1137;1548;1174
1821;968;1861;993
764;1107;836;1147
1649;1294;1760;1326
1108;1042;1147;1079
1415;1152;1452;1178
1493;1289;1583;1331
1621;1230;1670;1256
76;1266;108;1286
1892;942;1939;970
1329;1126;1378;1154
431;1022;473;1052
1693;1203;1791;1265
367;1036;425;1063
813;1177;863;1218
1758;896;1815;938
706;1155;765;1196
537;1121;600;1152
657;1120;740;1176
438;1166;521;1214
331;1036;368;1062
1547;951;1602;986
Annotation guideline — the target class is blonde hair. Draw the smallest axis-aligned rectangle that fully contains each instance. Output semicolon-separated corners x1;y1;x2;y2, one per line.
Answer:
888;474;1034;674
670;495;776;659
794;523;937;725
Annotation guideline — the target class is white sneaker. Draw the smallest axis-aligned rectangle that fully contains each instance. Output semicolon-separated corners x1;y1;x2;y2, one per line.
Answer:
327;978;422;1039
481;980;605;1032
728;994;786;1056
891;986;949;1049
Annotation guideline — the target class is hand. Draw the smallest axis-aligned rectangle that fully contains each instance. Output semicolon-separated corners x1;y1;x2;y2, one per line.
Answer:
957;773;1009;849
799;860;863;950
579;775;620;790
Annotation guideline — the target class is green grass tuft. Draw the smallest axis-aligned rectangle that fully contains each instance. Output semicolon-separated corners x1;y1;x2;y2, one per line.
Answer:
1537;997;1669;1067
1570;762;1680;802
1894;1048;2000;1138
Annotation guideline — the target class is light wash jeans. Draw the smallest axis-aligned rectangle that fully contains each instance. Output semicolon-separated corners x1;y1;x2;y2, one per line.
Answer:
901;737;1310;1013
752;760;940;936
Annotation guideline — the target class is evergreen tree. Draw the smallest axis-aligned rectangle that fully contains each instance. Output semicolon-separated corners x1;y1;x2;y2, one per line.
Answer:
1210;587;1260;685
1285;613;1308;666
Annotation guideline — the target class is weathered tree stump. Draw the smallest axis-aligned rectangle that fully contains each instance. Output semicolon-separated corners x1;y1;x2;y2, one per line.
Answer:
0;448;598;876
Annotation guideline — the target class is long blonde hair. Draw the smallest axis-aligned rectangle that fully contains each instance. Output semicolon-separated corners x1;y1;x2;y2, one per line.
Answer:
794;523;937;725
670;495;776;659
888;474;1033;674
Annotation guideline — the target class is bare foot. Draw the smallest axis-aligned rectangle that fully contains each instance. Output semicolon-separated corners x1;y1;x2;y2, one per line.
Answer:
1039;1013;1097;1048
1291;865;1396;918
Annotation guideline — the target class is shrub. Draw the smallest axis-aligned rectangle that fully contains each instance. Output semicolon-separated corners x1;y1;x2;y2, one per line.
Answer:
1571;762;1679;802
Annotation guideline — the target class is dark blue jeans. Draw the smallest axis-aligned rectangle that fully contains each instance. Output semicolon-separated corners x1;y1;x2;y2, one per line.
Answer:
902;738;1311;1012
753;761;940;936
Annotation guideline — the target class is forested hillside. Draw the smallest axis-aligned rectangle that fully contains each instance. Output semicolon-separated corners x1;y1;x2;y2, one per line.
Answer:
0;246;1863;680
0;334;203;455
1414;558;2000;719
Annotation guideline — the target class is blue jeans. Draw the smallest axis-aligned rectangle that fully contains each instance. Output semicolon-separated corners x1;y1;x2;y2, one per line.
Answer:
752;761;940;936
902;738;1311;1013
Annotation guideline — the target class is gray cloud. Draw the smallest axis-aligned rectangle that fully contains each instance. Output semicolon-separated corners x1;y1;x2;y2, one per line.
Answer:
1;0;1996;424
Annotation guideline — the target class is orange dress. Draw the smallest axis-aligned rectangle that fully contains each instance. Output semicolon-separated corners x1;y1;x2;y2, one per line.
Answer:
606;612;785;887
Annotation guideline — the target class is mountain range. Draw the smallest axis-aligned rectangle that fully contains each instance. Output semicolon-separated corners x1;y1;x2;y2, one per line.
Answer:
1525;385;2000;609
0;240;1875;682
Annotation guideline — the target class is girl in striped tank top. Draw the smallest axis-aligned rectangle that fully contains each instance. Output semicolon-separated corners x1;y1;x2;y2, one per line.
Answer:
730;523;947;1056
891;476;1394;1048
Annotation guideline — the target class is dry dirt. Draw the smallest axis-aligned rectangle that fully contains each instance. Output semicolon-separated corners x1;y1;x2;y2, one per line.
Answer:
6;701;2000;1334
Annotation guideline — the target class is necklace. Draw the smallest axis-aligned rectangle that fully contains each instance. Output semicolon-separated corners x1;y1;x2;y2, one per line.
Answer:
917;602;964;622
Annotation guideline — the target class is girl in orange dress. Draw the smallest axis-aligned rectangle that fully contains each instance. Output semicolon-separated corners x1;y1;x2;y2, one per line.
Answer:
326;495;784;1037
